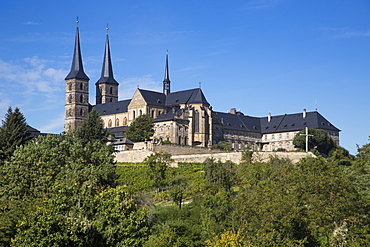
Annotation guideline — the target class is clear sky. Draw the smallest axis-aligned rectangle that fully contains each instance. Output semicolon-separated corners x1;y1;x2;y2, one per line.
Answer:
0;0;369;154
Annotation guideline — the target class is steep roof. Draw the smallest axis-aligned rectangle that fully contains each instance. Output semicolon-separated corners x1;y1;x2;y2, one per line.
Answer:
213;112;261;132
93;99;131;115
96;32;118;85
212;111;340;134
166;88;209;106
260;111;340;134
138;89;167;106
65;25;89;80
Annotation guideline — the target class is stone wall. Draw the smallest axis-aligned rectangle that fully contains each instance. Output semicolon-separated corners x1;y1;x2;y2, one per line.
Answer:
114;145;315;166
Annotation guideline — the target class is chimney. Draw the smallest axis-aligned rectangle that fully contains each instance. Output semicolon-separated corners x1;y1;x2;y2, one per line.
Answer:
230;108;237;114
303;108;306;119
268;112;271;122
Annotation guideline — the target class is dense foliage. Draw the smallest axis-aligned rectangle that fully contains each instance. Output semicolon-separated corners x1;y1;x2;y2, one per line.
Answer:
125;114;154;142
75;108;109;144
293;128;336;155
2;108;370;246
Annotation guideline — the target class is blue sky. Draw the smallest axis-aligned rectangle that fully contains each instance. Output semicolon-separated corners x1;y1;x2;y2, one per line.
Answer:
0;0;369;154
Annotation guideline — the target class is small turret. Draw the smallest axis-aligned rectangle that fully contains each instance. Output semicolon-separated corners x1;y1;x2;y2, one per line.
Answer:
163;51;171;96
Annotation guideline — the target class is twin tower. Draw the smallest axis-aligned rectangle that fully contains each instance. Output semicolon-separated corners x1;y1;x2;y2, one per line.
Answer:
64;23;171;132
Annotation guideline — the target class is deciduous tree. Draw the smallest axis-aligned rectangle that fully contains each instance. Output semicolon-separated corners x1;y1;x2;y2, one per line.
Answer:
126;114;154;142
293;128;336;155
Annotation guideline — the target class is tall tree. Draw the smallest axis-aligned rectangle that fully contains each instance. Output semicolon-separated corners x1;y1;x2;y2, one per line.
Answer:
293;128;336;155
144;152;173;192
126;114;154;142
0;107;30;161
76;108;108;144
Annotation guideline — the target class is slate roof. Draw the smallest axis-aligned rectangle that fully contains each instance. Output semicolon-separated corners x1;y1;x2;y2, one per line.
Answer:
166;88;209;106
260;111;340;134
138;89;166;106
213;111;340;134
113;138;134;145
65;26;89;80
154;109;188;122
213;112;261;132
93;100;131;116
96;33;118;85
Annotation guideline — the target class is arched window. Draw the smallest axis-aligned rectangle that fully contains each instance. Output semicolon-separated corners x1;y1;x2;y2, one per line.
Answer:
139;110;142;116
80;94;83;103
69;83;72;90
151;110;155;118
115;118;119;127
80;83;83;90
178;136;182;145
184;137;187;146
68;94;72;103
80;109;83;116
108;119;112;128
133;110;136;120
123;117;127;126
110;87;113;94
110;98;113;102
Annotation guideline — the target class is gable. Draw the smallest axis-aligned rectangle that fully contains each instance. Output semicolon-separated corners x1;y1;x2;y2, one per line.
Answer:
128;89;147;109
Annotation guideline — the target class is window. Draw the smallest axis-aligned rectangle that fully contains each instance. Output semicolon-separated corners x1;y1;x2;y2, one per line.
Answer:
80;109;83;116
272;134;275;139
139;110;142;116
115;118;119;127
69;83;72;90
286;133;289;138
123;117;127;126
110;87;113;94
151;110;155;118
68;94;72;103
80;83;83;90
108;119;112;128
133;110;136;120
194;110;199;132
80;94;83;103
110;98;113;102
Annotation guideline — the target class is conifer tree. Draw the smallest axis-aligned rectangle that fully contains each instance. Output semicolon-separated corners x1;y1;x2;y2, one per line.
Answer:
76;108;108;144
0;107;30;161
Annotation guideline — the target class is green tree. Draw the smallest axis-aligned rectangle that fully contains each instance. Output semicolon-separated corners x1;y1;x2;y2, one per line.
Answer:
0;107;30;162
76;108;109;144
212;141;232;150
203;158;236;192
12;186;150;247
293;128;336;155
126;114;154;142
169;174;188;209
0;133;117;246
144;152;173;192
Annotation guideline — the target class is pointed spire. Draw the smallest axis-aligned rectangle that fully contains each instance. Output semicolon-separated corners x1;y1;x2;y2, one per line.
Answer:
163;50;171;95
65;19;89;80
96;24;118;85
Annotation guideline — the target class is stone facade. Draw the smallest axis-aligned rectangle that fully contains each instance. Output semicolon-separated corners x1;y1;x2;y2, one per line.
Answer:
64;26;340;149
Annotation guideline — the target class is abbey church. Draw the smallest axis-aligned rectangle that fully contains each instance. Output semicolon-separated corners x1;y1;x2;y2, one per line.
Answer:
65;25;340;151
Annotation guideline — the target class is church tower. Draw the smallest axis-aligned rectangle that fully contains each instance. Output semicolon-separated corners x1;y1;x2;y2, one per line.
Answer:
163;51;170;95
95;26;119;104
64;21;90;132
